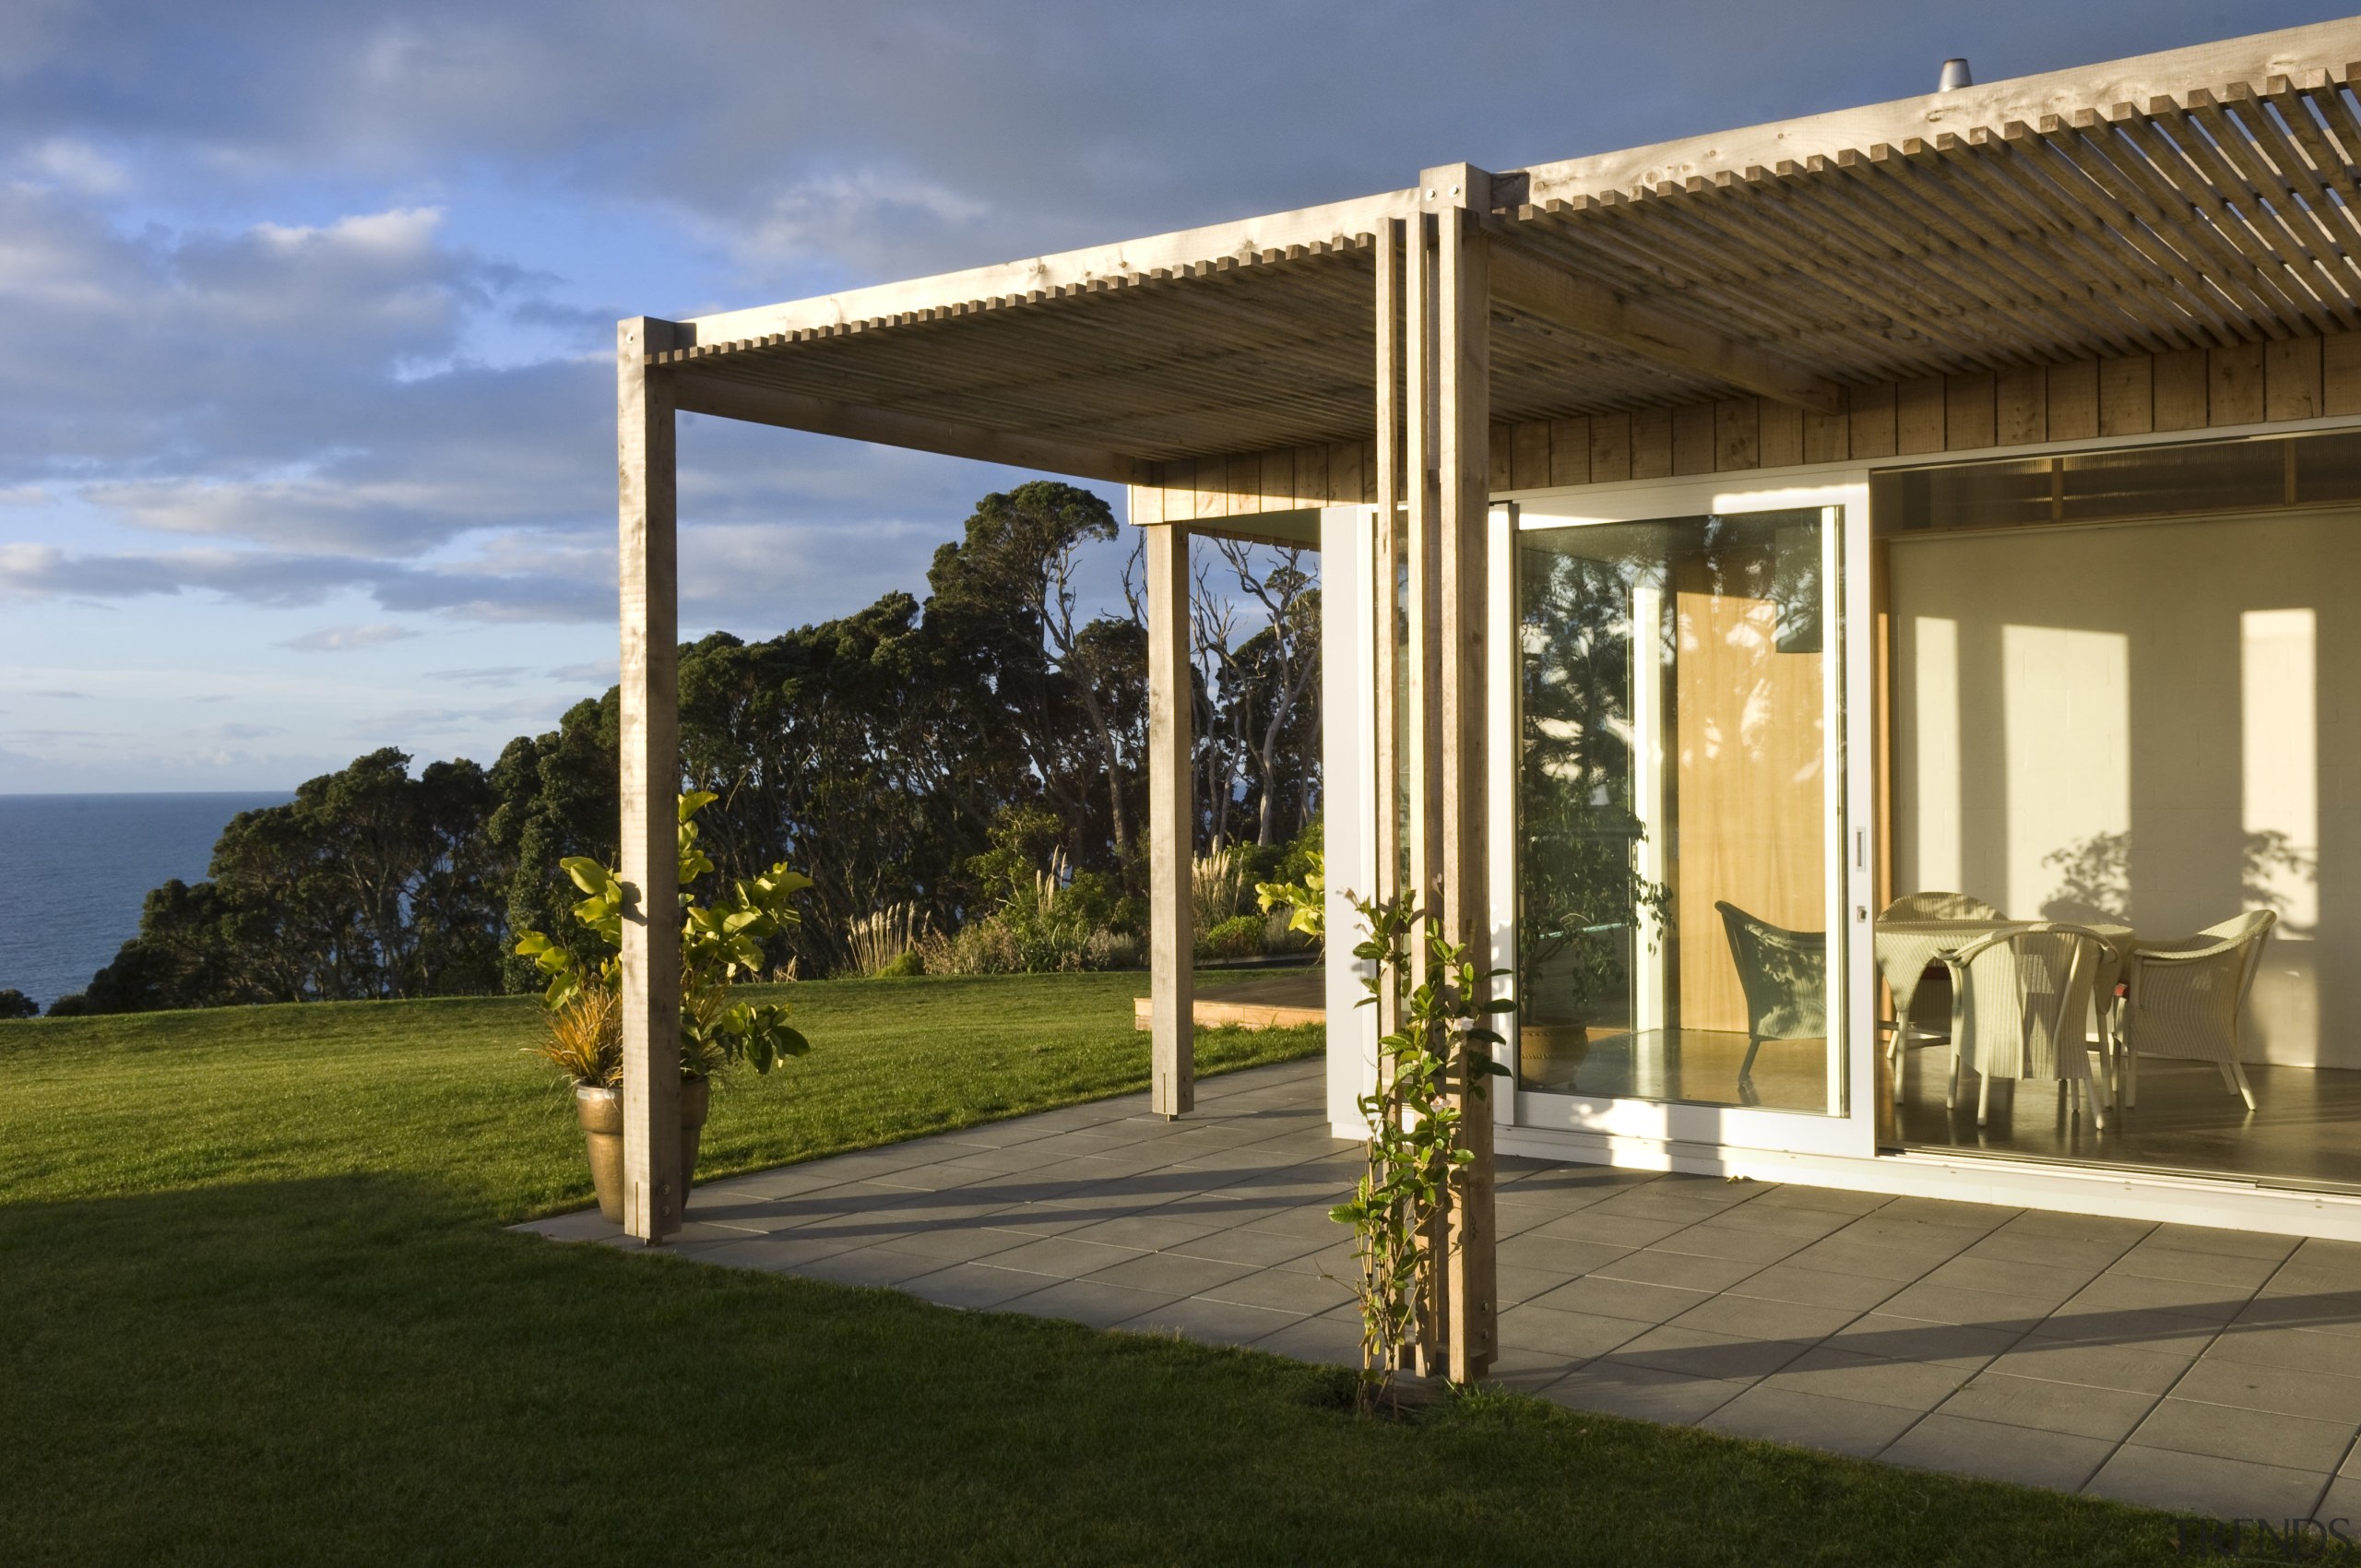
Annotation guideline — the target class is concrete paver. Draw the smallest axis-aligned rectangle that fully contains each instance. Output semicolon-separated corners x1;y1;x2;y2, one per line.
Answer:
519;1057;2361;1520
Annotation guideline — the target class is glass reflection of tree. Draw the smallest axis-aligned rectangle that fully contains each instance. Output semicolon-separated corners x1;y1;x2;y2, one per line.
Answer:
1518;542;1669;1030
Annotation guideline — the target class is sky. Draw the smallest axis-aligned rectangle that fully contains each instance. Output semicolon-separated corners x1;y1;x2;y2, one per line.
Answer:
0;0;2339;791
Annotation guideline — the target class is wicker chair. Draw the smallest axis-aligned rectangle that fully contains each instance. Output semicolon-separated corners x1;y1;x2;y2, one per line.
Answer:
1876;891;2006;1069
1716;902;1827;1099
1944;921;2109;1129
2119;909;2276;1112
1881;891;2005;922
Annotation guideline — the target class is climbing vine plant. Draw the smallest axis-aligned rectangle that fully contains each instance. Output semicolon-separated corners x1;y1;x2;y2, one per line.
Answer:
1330;889;1513;1412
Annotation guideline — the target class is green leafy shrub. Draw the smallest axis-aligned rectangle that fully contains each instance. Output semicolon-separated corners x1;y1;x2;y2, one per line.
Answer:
913;808;1142;975
1198;913;1266;962
1254;818;1324;951
1332;889;1513;1413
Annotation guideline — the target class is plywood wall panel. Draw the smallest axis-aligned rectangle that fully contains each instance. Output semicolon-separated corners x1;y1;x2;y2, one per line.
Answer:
1944;373;1996;452
2098;355;2153;436
1996;366;2047;445
1672;553;1826;1036
1802;391;1850;464
1759;399;1803;468
1631;408;1674;479
1851;382;1898;458
1714;398;1760;471
1591;412;1633;481
1672;403;1717;475
1897;377;1945;454
2048;361;2099;441
1512;420;1550;489
2326;334;2361;416
2153;349;2208;432
2211;342;2266;425
2268;337;2323;422
1548;417;1590;486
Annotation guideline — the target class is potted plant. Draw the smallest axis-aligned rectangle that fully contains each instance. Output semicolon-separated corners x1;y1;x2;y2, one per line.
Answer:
517;791;813;1221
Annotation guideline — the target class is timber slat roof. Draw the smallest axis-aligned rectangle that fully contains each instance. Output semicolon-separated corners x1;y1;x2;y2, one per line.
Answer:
644;18;2361;470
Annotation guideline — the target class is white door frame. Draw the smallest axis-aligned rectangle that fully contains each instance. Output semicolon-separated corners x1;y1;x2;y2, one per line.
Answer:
1493;473;1877;1162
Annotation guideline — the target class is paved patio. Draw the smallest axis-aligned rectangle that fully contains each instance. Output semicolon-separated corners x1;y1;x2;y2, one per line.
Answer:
522;1058;2361;1521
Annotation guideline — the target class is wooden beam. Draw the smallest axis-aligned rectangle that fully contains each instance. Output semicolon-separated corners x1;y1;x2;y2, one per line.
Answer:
1430;166;1498;1385
1486;238;1842;414
617;317;684;1244
1181;509;1323;550
673;369;1154;488
682;192;1418;345
1145;522;1194;1119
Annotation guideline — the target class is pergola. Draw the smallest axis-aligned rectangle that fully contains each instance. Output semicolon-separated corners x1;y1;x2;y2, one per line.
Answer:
611;18;2361;1381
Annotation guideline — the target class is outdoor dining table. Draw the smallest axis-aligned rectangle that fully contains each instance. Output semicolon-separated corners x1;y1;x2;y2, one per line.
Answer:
1874;918;2140;1095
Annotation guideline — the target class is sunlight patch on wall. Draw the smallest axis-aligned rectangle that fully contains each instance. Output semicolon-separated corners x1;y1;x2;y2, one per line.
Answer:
2003;624;2129;921
2242;607;2319;933
1911;615;1961;894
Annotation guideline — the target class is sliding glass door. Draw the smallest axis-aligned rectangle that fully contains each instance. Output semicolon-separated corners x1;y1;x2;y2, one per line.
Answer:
1499;479;1874;1159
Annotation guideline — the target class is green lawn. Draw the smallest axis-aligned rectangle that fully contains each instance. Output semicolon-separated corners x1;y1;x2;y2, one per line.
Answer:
0;975;2201;1565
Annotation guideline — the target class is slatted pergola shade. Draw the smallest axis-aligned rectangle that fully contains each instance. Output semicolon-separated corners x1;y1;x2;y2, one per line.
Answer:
642;22;2361;477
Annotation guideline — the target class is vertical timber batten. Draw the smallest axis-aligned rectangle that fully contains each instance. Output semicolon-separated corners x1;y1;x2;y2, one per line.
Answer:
617;316;684;1243
1402;200;1452;1370
1373;218;1406;1054
1430;167;1498;1382
1146;522;1195;1118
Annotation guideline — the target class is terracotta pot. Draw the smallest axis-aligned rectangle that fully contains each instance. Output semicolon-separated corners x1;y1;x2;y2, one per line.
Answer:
575;1079;713;1224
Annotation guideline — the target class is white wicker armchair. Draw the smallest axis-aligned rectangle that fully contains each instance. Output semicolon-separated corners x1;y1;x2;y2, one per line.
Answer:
1881;891;2005;922
1944;922;2109;1129
1877;891;2006;1065
2119;909;2276;1112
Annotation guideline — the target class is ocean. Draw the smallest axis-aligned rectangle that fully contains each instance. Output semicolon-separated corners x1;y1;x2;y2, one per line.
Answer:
0;792;292;1011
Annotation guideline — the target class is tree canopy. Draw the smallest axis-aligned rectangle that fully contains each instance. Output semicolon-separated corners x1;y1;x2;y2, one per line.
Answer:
58;483;1322;1013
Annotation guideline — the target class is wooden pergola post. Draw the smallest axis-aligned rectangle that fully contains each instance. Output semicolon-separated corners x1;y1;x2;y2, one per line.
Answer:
1145;520;1194;1118
1389;168;1498;1381
618;315;684;1243
1430;166;1497;1383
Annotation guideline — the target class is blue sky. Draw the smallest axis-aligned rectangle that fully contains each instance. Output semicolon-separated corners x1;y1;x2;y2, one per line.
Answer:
0;0;2338;790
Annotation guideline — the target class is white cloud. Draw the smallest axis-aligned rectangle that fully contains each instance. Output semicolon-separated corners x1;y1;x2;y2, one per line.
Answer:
279;623;418;652
20;137;128;194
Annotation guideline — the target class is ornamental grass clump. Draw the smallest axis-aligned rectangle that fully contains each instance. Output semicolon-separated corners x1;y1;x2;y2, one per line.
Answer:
530;982;620;1087
848;902;926;979
1330;889;1513;1416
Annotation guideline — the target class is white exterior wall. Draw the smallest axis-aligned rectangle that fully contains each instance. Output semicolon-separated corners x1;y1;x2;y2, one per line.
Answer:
1320;505;1381;1135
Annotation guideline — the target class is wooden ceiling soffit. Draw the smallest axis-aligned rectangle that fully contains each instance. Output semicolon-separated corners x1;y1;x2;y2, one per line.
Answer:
672;369;1152;487
1486;234;1843;413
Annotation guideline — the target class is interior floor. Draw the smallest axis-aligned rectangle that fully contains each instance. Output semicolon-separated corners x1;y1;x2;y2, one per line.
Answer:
1519;1027;1833;1114
1892;1049;2361;1191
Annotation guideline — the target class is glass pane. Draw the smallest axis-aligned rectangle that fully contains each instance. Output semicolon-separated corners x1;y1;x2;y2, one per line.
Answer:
1516;508;1835;1113
2059;441;2281;519
1873;457;2052;534
2294;428;2361;505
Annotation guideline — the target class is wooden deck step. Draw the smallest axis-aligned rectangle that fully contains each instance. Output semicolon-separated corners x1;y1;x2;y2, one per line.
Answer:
1133;969;1324;1032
